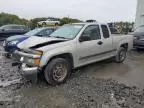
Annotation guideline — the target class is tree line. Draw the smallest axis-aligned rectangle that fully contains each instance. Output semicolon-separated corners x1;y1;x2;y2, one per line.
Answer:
0;13;81;29
0;13;28;26
0;12;134;33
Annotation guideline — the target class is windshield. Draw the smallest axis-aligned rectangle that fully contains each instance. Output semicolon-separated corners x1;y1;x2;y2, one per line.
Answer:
25;28;44;36
50;24;84;39
135;26;144;32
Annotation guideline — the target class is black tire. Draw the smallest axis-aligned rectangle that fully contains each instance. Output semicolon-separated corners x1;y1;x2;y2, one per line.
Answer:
44;58;71;86
55;23;59;26
114;47;127;63
42;22;46;26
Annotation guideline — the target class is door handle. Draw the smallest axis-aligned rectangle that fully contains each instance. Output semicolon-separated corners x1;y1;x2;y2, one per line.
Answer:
97;41;103;45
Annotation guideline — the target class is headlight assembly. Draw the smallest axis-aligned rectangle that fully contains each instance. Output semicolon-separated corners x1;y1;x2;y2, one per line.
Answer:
33;58;41;66
34;50;43;56
24;49;43;56
24;57;41;66
19;50;43;66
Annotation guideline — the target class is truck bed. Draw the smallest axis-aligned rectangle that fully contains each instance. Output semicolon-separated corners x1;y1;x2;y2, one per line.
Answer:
112;34;133;51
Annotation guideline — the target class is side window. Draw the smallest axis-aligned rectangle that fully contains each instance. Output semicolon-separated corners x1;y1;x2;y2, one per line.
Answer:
22;26;29;31
11;26;21;30
101;25;110;38
44;29;53;36
38;29;53;36
19;26;26;30
46;19;49;21
81;25;101;41
3;26;12;30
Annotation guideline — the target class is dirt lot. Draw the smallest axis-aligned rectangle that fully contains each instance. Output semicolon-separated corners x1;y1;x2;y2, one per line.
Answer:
0;41;144;108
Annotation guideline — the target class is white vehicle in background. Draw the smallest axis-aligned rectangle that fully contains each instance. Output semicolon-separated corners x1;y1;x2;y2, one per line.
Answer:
38;18;60;26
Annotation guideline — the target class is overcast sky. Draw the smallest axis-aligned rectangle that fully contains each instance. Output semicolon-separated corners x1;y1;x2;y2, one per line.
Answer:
0;0;137;22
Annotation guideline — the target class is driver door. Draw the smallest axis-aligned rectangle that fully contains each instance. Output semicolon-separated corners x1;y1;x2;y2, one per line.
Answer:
77;25;102;66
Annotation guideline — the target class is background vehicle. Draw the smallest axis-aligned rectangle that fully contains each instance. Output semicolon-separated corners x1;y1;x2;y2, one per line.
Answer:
16;23;133;85
37;18;60;26
0;24;29;41
3;27;56;57
109;27;120;34
86;20;97;23
133;25;144;49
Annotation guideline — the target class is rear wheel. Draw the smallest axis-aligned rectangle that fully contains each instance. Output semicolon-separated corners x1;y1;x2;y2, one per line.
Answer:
44;58;71;86
42;22;46;26
114;47;127;63
55;23;59;26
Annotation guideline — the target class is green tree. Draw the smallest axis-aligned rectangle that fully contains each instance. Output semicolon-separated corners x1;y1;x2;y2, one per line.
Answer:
0;12;29;26
60;17;82;25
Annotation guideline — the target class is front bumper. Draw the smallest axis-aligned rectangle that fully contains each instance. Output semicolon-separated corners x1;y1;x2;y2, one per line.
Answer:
14;50;42;82
20;64;39;83
20;64;38;75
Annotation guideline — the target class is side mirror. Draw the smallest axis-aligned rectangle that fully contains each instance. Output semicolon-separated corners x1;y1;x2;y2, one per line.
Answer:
79;35;90;42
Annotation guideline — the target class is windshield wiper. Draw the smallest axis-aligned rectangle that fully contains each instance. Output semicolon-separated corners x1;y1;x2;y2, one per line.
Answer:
54;36;67;39
36;34;51;37
36;34;43;36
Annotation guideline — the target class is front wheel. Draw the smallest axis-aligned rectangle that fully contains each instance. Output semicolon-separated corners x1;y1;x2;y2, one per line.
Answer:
114;47;127;63
44;58;71;86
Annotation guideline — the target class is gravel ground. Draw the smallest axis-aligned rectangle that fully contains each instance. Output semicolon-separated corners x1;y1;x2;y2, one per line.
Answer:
0;41;144;108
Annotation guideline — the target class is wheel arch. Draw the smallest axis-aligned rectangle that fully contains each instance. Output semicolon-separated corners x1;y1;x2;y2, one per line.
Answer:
120;43;128;50
42;53;74;71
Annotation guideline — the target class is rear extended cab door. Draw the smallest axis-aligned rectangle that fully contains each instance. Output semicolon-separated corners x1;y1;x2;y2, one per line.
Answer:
98;24;115;59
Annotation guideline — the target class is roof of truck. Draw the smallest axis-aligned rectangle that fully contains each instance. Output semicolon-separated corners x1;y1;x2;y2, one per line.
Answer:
72;22;107;25
39;27;57;29
73;22;97;25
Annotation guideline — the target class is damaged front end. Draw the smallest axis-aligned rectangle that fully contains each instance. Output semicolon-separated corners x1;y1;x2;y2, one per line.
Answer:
12;36;68;82
14;49;43;83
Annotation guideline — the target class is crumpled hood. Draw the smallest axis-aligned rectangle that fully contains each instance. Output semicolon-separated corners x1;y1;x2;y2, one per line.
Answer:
17;36;67;49
6;35;29;42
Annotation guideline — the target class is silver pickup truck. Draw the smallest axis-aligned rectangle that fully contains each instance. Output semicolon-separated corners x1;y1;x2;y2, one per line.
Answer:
15;23;133;85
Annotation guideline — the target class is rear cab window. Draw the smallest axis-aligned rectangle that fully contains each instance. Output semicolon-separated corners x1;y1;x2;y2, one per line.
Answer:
101;25;110;38
3;25;13;30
